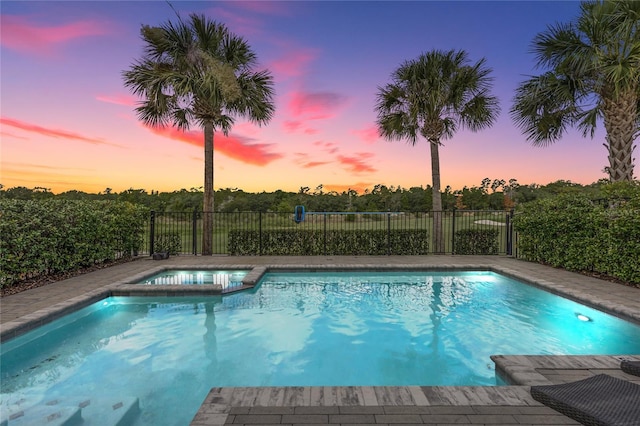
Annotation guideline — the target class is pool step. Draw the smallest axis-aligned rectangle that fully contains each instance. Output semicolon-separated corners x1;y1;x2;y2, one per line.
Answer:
76;396;140;426
2;404;82;426
1;396;139;426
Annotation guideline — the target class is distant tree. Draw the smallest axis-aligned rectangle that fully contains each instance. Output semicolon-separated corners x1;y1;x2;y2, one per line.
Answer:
480;177;492;194
123;14;275;255
511;0;640;182
488;192;505;210
491;179;506;193
405;186;429;212
442;185;458;210
515;184;542;204
2;186;55;200
460;186;488;210
375;49;499;252
58;190;92;200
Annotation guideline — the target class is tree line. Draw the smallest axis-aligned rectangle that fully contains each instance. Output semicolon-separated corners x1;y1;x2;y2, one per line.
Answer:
1;178;624;214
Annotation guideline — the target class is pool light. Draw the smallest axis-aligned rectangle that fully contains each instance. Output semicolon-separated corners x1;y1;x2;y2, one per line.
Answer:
576;313;591;322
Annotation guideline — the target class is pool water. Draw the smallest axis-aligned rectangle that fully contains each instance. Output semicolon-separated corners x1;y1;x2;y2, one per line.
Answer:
2;271;640;426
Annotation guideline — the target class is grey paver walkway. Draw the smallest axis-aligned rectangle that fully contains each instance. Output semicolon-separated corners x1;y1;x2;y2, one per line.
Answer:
2;255;639;426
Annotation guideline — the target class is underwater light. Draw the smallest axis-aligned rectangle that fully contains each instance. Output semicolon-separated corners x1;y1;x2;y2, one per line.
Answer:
576;313;591;322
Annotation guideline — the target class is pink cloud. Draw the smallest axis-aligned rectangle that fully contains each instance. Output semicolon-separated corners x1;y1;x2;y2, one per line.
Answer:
146;125;282;166
313;140;338;154
351;125;381;144
282;120;318;135
293;152;329;169
337;153;377;174
1;131;28;140
1;15;111;56
96;94;137;107
283;120;303;132
233;122;262;136
0;117;120;147
303;161;330;168
269;49;318;78
288;90;348;120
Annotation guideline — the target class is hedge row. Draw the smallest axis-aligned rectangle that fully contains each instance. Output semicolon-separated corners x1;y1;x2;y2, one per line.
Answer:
0;199;148;288
513;193;640;284
453;229;499;255
154;232;183;255
228;229;430;255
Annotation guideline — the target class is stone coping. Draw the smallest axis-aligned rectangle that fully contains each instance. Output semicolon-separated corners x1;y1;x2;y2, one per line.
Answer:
190;354;640;425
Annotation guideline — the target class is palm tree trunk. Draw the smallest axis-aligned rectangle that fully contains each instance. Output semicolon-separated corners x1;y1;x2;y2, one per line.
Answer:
202;121;215;255
430;140;444;253
602;90;637;182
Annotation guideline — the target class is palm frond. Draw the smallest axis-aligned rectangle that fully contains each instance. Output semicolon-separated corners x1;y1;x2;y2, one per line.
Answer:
122;14;275;133
375;49;498;148
230;70;276;124
511;72;580;146
575;104;602;138
513;0;640;172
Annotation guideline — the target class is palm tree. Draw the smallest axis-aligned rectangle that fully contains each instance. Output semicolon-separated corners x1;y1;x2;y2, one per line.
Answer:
123;14;275;255
511;0;639;182
375;50;499;253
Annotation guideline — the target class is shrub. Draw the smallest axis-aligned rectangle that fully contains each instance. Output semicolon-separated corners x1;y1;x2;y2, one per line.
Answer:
228;229;429;255
453;229;499;254
513;189;640;285
154;232;183;255
597;197;640;283
0;199;148;288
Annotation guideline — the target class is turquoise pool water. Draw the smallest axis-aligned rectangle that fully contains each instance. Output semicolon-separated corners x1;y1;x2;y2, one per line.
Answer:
2;270;640;426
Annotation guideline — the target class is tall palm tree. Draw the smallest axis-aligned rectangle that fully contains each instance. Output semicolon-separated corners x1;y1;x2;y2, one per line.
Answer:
123;14;275;255
375;50;499;253
511;0;639;182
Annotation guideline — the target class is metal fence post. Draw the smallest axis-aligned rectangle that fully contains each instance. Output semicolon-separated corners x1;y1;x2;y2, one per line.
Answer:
192;209;198;255
506;209;513;256
259;211;262;256
323;214;327;255
149;211;155;255
451;208;456;254
387;213;391;255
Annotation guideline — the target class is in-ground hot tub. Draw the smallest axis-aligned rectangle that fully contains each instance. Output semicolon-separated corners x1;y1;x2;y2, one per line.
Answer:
138;269;249;289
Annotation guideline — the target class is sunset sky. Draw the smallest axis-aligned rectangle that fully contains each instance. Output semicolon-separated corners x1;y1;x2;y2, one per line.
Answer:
0;0;623;195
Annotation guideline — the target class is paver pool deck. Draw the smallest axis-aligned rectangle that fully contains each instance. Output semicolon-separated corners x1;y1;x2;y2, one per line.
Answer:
1;255;639;426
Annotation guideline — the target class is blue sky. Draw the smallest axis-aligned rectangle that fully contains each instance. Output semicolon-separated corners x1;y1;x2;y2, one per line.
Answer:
1;1;616;194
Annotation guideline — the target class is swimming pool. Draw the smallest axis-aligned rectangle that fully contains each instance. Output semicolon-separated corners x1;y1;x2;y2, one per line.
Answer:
2;270;640;426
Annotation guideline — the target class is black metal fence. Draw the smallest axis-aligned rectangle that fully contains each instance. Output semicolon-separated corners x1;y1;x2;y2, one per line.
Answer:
143;210;514;256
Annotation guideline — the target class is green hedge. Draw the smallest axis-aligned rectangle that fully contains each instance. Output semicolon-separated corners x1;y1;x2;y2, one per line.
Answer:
514;191;640;284
228;229;429;255
154;232;182;255
453;229;499;254
0;199;148;288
